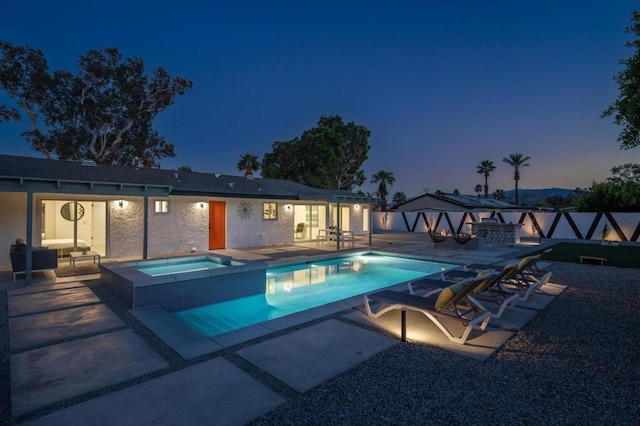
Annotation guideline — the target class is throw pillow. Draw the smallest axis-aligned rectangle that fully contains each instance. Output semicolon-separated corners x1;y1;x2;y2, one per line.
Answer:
435;281;465;311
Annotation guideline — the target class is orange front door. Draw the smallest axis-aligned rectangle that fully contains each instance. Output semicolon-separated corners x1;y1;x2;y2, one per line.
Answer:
208;201;226;249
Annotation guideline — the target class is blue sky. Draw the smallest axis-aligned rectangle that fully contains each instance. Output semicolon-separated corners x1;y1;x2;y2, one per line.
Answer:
1;1;638;197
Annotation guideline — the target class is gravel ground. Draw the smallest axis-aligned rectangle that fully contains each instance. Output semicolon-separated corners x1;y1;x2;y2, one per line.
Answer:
250;262;640;425
1;262;639;425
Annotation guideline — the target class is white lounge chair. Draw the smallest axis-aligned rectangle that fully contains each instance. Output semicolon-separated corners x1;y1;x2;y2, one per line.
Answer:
364;274;493;344
410;267;521;319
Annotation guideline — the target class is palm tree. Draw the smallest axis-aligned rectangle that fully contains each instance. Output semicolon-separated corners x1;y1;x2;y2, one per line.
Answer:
237;153;260;177
502;153;531;205
493;189;506;200
392;191;407;207
370;170;396;210
474;184;483;197
476;160;496;198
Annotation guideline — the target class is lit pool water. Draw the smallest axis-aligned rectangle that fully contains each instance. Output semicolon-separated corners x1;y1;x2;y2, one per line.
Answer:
134;260;227;276
175;253;457;337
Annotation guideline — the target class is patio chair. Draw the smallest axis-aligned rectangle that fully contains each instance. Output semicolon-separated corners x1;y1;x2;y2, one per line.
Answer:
364;273;493;344
452;233;472;251
427;232;447;249
295;223;305;239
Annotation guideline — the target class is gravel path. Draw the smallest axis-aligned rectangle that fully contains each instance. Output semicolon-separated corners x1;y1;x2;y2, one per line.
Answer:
250;262;640;425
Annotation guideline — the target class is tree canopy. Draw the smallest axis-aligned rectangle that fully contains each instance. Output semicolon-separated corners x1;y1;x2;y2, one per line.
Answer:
476;159;496;198
237;153;260;177
391;191;407;206
578;163;640;211
602;10;640;150
502;153;531;205
0;42;192;166
261;115;370;190
370;170;395;207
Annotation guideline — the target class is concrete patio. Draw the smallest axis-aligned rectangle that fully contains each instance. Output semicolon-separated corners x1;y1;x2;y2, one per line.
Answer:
0;233;565;424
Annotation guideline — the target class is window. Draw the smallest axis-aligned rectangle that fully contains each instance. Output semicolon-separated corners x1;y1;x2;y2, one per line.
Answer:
263;202;277;220
154;200;169;214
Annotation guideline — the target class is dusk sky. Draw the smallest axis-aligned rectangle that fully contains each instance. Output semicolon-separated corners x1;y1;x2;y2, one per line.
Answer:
1;1;638;198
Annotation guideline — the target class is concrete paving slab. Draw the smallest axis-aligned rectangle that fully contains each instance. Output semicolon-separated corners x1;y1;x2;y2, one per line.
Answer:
132;306;223;360
11;329;168;416
8;287;101;317
25;357;285;426
7;281;86;296
537;282;568;296
515;293;557;310
237;319;397;393
211;323;275;348
477;303;540;331
344;309;513;362
9;304;125;350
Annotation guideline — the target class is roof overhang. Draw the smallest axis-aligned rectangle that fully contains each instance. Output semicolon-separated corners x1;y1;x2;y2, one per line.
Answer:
0;176;172;197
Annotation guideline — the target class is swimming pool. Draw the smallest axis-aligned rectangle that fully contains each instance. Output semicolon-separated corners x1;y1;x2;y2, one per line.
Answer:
175;253;457;337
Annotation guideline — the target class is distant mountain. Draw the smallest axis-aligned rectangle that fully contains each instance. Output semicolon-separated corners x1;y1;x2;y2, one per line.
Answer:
504;188;574;205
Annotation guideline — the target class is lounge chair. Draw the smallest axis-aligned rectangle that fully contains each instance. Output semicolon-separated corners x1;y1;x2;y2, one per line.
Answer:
410;267;521;319
441;257;552;303
364;274;493;344
463;248;553;277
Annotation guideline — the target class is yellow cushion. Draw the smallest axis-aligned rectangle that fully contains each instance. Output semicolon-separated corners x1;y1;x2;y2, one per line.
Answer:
518;256;532;270
472;271;493;293
435;282;465;311
476;269;492;277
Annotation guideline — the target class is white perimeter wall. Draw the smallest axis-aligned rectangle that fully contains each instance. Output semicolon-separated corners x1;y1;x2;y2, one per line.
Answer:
373;211;640;242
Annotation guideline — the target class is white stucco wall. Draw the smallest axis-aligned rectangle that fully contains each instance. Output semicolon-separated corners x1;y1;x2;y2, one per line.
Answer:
108;198;144;259
226;199;296;247
0;192;27;268
147;196;209;256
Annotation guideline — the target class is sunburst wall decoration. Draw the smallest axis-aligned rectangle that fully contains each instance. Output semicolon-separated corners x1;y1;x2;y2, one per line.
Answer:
237;201;253;219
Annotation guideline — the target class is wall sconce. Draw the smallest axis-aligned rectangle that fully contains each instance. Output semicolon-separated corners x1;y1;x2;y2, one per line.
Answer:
354;204;360;209
199;200;206;209
116;198;128;209
284;204;293;212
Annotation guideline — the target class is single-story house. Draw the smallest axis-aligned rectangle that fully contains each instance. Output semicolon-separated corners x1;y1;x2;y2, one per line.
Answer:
396;192;519;212
0;154;375;282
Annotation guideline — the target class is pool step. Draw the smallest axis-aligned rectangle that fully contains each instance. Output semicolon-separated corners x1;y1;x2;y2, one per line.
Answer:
184;313;252;337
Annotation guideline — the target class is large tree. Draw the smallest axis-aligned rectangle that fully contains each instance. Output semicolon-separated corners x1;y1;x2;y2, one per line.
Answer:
0;42;192;166
502;152;531;205
261;115;370;190
370;170;395;209
602;10;640;150
476;160;496;198
237;153;260;177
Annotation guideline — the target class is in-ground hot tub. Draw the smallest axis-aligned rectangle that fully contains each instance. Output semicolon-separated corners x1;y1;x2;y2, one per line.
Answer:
99;254;267;311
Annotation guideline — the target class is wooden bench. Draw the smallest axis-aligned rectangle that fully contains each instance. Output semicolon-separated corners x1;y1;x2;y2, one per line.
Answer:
579;256;607;265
